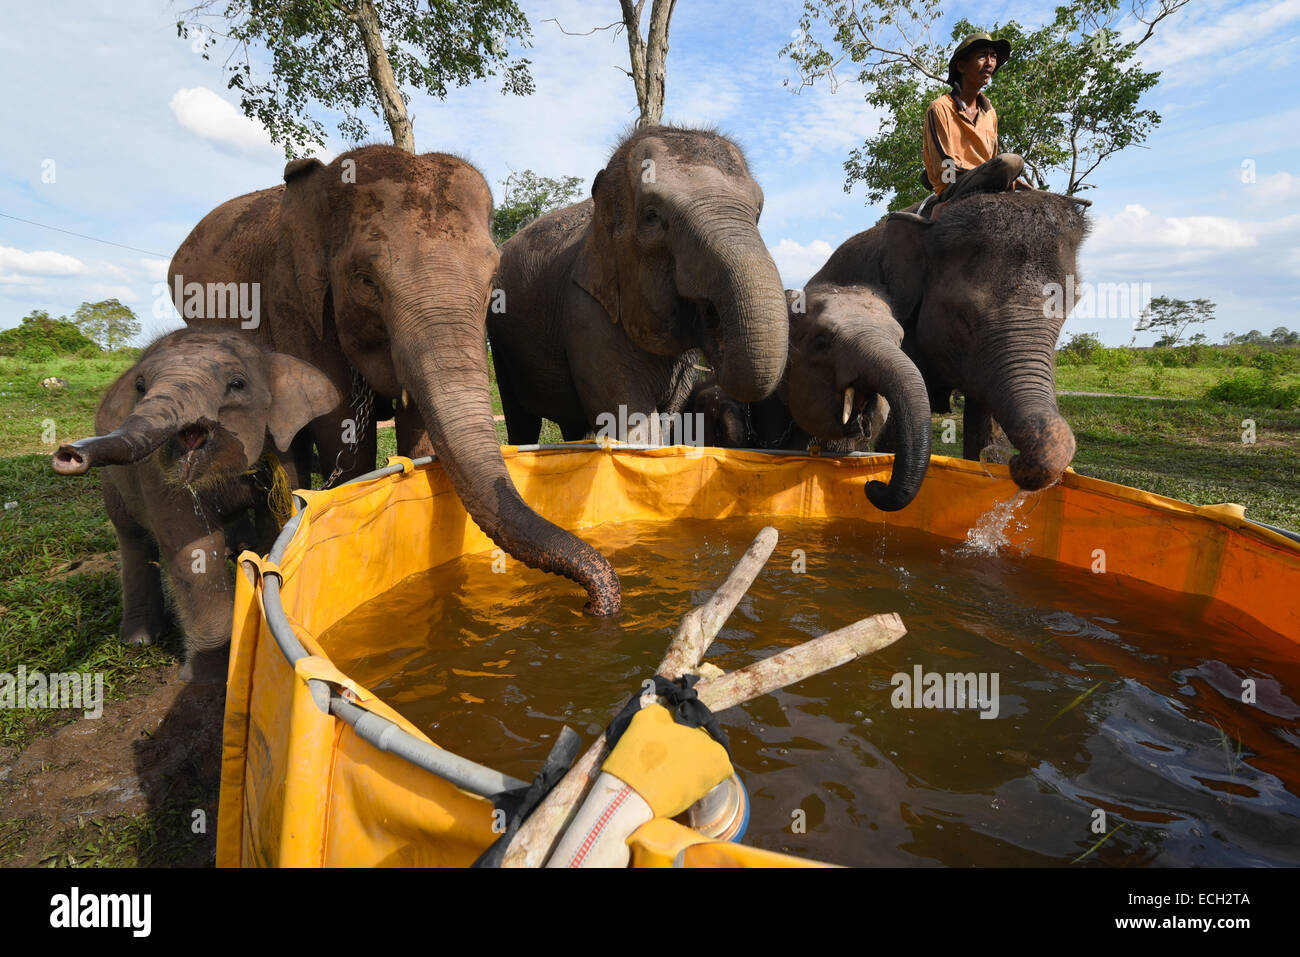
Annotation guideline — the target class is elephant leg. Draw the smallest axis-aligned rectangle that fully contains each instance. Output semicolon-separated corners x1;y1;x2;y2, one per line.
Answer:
497;370;541;445
157;518;234;683
962;396;994;462
394;403;436;458
102;480;167;646
116;523;167;647
559;418;592;442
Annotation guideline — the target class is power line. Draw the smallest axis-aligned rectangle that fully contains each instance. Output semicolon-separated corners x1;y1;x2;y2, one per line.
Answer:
0;211;168;258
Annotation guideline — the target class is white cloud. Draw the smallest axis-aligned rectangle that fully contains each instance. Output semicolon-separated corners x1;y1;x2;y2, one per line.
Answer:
770;238;835;287
1135;0;1300;86
1090;204;1257;253
137;257;172;281
0;246;87;276
169;86;279;156
1251;171;1300;204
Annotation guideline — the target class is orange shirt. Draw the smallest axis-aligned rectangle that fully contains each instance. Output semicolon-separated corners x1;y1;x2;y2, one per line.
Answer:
923;92;999;196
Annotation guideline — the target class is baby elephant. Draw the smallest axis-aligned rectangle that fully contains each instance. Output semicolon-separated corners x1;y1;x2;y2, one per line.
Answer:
688;285;933;511
52;329;338;681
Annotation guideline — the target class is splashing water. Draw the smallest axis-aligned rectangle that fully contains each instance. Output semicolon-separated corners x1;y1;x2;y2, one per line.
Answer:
954;490;1037;557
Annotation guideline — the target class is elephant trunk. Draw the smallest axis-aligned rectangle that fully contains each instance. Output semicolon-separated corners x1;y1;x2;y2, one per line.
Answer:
391;282;621;616
691;221;788;403
846;331;933;512
980;323;1076;490
52;399;181;475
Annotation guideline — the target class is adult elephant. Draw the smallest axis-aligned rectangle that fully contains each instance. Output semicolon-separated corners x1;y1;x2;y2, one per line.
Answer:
489;126;788;444
168;146;620;615
687;285;932;511
811;189;1089;490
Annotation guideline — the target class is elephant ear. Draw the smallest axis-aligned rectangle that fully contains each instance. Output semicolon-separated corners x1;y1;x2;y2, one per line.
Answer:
94;363;144;435
265;352;342;451
879;217;931;323
278;157;331;341
572;169;621;323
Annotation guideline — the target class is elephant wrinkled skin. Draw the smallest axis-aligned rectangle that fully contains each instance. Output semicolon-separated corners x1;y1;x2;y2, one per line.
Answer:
688;285;932;511
489;126;789;445
812;189;1089;490
168;145;621;615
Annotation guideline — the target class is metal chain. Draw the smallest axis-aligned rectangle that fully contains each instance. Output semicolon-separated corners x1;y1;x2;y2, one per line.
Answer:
322;366;375;489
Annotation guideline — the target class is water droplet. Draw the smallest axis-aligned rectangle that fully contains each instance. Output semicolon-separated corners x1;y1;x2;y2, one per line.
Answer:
854;710;863;718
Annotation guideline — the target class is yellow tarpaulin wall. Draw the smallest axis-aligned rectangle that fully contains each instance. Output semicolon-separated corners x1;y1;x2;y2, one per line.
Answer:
217;448;1300;868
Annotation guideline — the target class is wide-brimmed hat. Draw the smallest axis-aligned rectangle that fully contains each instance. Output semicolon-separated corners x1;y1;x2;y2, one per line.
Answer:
946;32;1011;86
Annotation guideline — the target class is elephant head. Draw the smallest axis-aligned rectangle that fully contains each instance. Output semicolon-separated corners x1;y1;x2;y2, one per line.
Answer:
814;189;1089;491
575;126;788;402
785;286;932;510
268;147;622;614
52;329;338;484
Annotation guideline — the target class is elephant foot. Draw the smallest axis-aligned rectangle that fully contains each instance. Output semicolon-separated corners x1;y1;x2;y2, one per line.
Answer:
179;646;231;684
120;623;160;647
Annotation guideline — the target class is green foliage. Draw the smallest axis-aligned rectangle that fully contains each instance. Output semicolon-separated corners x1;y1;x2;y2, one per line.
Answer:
0;311;100;361
1204;371;1300;410
1226;327;1299;346
783;0;1171;207
177;0;535;156
1136;295;1214;347
491;169;585;244
70;299;140;351
1057;331;1103;366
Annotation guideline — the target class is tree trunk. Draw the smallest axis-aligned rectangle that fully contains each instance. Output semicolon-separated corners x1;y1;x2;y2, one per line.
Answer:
352;0;415;152
619;0;676;126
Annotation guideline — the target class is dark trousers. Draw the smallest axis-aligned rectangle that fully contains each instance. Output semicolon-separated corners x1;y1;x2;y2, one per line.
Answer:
926;153;1023;214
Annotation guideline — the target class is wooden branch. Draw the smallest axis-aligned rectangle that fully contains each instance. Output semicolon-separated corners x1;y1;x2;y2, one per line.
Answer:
694;614;906;712
499;526;778;867
541;17;624;37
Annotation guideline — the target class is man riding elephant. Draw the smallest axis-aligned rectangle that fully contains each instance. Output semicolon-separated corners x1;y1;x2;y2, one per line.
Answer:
921;32;1029;220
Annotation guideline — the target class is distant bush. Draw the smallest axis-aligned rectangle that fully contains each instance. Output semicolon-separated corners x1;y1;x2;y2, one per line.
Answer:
1205;370;1300;410
0;311;100;360
1057;332;1103;366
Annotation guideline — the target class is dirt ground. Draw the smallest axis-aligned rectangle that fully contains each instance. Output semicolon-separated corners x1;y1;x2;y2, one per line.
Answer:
0;667;225;867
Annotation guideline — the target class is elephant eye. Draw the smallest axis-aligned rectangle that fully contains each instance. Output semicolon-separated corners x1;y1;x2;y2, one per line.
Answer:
228;375;247;393
135;376;146;395
641;207;661;226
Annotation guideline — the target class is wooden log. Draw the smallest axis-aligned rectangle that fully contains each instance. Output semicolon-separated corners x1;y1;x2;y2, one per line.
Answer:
499;525;779;868
694;613;906;712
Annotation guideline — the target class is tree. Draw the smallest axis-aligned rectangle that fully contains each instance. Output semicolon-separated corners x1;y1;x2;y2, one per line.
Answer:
72;299;141;351
177;0;535;156
782;0;1184;208
1135;296;1213;348
1270;327;1300;346
545;1;677;126
491;169;585;244
0;310;99;359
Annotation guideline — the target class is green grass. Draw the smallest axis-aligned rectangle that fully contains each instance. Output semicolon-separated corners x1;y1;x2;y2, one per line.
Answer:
1055;363;1225;398
932;395;1300;530
0;454;177;749
0;354;130;457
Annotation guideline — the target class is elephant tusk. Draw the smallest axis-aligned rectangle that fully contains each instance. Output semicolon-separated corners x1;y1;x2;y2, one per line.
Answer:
401;388;410;409
842;386;855;426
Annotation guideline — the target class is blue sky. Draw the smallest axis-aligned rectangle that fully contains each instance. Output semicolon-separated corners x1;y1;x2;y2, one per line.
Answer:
1;0;1297;346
